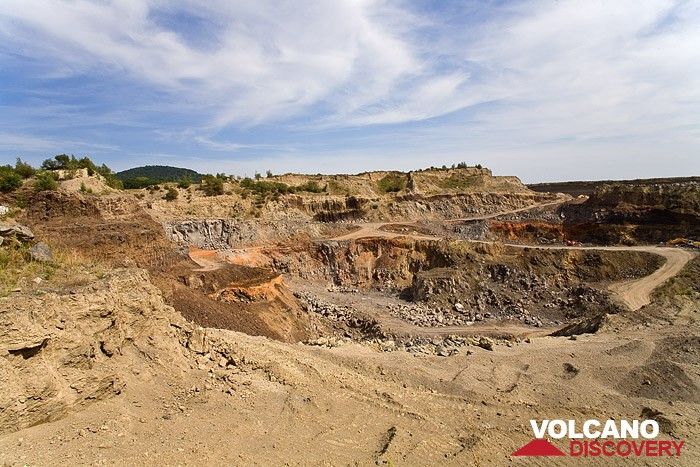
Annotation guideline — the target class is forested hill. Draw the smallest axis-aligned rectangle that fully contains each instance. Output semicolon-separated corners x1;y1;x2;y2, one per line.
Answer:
115;165;203;188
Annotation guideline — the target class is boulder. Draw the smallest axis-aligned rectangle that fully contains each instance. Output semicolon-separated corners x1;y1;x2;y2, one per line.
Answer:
187;327;209;354
0;205;9;216
28;242;53;262
477;336;494;351
0;223;34;242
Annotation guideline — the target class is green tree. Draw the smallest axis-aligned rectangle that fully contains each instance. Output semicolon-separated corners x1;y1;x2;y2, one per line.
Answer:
41;157;62;170
201;175;224;196
0;166;22;193
34;171;58;192
14;158;36;178
266;169;273;178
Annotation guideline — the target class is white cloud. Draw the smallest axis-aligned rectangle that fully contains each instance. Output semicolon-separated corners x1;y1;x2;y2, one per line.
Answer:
0;0;698;180
0;0;423;127
0;132;118;153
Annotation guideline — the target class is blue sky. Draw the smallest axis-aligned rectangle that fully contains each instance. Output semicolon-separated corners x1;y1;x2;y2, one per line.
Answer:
0;0;698;182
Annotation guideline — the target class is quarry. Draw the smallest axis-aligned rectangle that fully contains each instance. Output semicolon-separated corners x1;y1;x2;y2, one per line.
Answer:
0;166;698;465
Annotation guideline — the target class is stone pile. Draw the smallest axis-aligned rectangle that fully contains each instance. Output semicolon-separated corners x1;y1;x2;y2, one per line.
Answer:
371;335;505;356
293;291;354;322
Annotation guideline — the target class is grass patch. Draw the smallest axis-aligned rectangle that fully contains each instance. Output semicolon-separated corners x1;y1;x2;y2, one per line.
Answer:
440;173;482;190
0;241;106;296
377;174;406;193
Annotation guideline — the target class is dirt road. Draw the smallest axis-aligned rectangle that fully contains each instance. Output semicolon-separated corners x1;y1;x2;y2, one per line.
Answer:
330;199;567;241
329;206;696;313
493;243;696;311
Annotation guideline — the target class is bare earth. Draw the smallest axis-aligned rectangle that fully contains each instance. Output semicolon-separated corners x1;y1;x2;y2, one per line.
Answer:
1;190;698;465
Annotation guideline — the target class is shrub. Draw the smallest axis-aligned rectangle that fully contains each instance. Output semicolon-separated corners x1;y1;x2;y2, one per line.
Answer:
14;193;28;208
441;173;480;190
14;158;36;178
240;177;293;195
94;163;122;189
164;186;178;201
34;170;58;191
296;181;324;193
201;175;224;196
124;176;156;189
79;182;93;194
0;166;22;193
377;173;406;193
177;177;192;189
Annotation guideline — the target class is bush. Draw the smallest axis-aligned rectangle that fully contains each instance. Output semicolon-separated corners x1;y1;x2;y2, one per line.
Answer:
238;177;326;197
34;171;58;192
377;173;406;193
296;181;324;193
201;175;224;196
164;187;178;201
79;182;93;194
441;173;480;190
124;176;156;189
177;177;191;189
0;166;22;193
240;177;292;195
14;158;36;178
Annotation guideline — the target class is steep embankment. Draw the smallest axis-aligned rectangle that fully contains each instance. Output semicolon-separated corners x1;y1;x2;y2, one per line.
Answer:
561;181;700;244
0;269;193;435
20;191;316;342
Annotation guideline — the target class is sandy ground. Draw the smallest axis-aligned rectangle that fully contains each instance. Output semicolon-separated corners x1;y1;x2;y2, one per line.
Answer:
0;319;697;466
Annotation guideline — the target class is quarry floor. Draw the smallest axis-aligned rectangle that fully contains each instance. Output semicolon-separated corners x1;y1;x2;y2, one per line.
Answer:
1;321;698;466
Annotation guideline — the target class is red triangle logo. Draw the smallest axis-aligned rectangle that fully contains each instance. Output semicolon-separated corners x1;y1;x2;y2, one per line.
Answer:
512;438;566;457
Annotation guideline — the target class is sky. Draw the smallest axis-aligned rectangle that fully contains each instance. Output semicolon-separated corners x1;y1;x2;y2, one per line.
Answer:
0;0;699;182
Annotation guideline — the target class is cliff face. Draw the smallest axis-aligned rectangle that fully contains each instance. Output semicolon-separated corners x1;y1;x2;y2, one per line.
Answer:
164;218;324;249
562;182;700;243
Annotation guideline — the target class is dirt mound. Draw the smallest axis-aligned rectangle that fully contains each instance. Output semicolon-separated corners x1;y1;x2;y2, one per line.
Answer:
651;336;700;364
161;259;316;342
0;269;192;435
23;191;178;270
619;360;699;403
58;172;115;194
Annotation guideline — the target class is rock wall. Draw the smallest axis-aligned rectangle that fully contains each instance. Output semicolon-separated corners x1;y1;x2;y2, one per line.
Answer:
562;182;700;244
163;218;323;249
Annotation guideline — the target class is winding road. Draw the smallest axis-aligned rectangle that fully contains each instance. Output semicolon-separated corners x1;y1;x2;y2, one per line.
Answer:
328;201;696;314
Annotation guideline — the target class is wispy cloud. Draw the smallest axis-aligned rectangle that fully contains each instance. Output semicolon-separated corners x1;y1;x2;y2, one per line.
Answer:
0;132;119;153
0;1;698;180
